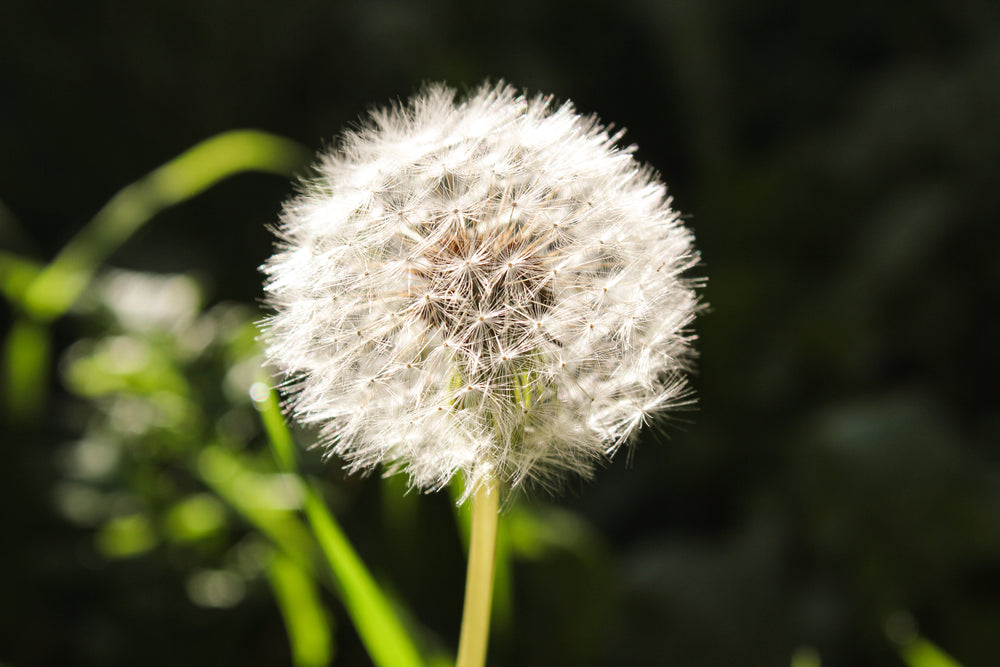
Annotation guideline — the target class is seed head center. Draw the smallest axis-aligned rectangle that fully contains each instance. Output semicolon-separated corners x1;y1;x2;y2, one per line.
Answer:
409;225;554;358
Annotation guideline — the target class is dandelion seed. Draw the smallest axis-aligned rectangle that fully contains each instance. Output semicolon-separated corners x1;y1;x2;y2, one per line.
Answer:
261;81;702;499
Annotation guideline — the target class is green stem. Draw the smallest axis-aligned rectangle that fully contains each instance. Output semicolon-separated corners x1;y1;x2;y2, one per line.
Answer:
455;478;500;667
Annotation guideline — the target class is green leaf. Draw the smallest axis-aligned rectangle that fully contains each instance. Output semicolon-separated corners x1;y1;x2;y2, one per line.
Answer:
267;549;335;667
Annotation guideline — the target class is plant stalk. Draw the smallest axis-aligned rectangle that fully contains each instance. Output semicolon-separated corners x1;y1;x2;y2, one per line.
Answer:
455;478;500;667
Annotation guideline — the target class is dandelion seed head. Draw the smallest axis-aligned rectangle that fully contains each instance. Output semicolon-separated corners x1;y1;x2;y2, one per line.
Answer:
262;81;702;500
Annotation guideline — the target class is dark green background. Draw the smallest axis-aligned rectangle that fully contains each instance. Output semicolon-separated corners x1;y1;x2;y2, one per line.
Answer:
2;0;998;665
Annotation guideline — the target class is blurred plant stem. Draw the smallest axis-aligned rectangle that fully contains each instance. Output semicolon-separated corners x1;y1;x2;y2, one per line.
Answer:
455;478;499;667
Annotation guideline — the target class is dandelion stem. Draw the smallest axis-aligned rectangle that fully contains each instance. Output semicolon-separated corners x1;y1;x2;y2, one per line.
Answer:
455;477;500;667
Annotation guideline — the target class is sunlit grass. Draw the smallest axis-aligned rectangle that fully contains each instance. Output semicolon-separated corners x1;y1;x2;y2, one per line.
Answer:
254;379;428;667
268;550;336;667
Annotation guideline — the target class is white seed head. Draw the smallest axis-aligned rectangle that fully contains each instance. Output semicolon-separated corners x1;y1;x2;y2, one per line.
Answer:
261;82;702;500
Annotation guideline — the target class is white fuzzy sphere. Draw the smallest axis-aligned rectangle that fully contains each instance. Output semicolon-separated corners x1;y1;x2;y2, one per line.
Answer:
262;82;701;499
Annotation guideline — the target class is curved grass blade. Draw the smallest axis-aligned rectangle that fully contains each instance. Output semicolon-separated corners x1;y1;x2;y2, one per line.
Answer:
23;130;309;322
0;132;307;423
253;381;426;667
267;549;335;667
0;251;41;305
197;445;319;577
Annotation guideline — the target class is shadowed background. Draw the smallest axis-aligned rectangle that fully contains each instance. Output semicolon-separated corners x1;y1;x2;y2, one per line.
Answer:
2;0;998;666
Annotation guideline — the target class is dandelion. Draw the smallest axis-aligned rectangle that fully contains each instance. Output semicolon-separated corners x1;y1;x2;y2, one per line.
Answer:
262;81;700;496
261;81;702;666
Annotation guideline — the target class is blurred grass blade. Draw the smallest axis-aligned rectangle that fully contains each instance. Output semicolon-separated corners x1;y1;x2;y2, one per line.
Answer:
253;377;298;472
267;549;335;667
302;484;425;667
198;445;318;577
23;130;309;322
901;639;964;667
3;317;50;423
0;251;41;304
253;381;426;667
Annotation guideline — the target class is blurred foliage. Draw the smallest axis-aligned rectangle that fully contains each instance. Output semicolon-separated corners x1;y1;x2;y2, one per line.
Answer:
2;0;998;666
1;253;601;665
